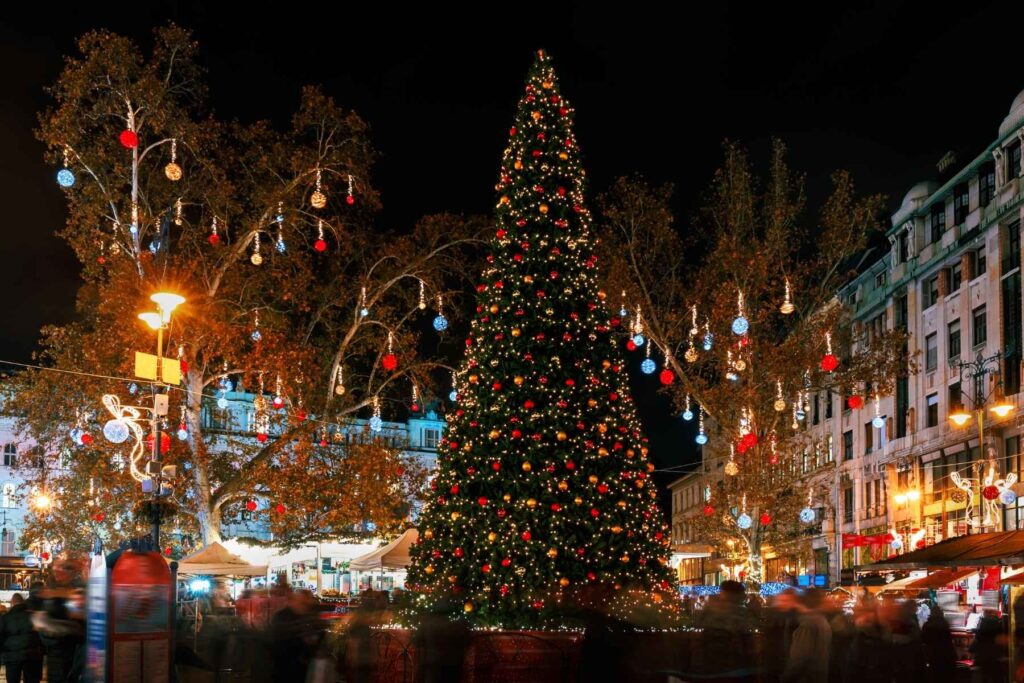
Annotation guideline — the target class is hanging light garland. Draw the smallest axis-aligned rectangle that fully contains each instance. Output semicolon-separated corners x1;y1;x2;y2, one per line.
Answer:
731;290;749;335
780;278;794;315
208;215;220;246
346;173;355;205
774;380;786;412
821;331;839;372
333;365;346;396
411;383;420;413
703;320;714;351
272;374;285;409
640;342;655;374
682;395;694;421
250;231;262;265
360;287;369;317
799;489;815;523
695;410;708;445
369;395;383;432
314;219;327;252
165;139;182;181
275;202;286;253
418;280;427;310
449;370;458;402
381;332;398;371
433;294;449;332
311;167;327;209
872;394;885;429
631;306;645;347
725;444;740;477
57;147;75;187
250;309;262;342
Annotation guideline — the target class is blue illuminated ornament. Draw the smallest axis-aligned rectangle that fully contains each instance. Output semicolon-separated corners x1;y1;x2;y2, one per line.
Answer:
217;392;228;409
103;419;129;444
736;513;752;530
682;409;694;421
1001;489;1017;505
632;334;645;347
449;389;458;402
890;536;903;551
360;307;369;318
433;315;449;332
640;358;656;374
619;307;627;318
872;415;885;429
128;382;138;395
57;168;75;187
369;416;383;432
703;332;714;351
731;316;749;336
695;432;708;445
276;237;286;253
799;508;816;524
177;426;188;441
795;406;806;421
69;427;83;445
129;223;138;235
251;329;262;342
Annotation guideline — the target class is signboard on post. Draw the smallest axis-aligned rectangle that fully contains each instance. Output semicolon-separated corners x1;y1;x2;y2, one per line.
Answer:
134;353;181;385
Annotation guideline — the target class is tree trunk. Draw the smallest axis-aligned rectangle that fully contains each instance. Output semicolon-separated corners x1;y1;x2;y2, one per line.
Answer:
187;376;222;545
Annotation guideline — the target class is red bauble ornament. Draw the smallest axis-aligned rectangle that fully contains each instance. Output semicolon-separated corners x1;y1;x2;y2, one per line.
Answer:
551;503;561;512
482;564;491;573
345;195;355;206
40;552;50;562
454;547;464;557
597;484;609;494
246;500;257;512
314;238;327;252
983;485;1000;501
497;509;507;519
477;497;488;506
163;547;173;557
93;512;105;522
501;557;511;567
492;461;501;471
587;571;597;581
659;369;675;385
319;439;328;447
847;395;864;410
524;400;535;410
208;233;220;246
382;353;398;371
119;129;138;148
145;432;172;453
500;585;510;595
821;354;839;373
450;485;460;494
703;504;714;516
590;508;599;518
272;396;285;409
915;539;927;550
295;409;307;422
80;433;93;445
256;432;268;443
275;503;286;514
760;513;772;526
411;403;420;413
626;340;637;352
521;531;532;541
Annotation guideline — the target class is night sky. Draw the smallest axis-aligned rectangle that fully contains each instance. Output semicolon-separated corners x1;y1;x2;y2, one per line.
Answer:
2;1;1023;490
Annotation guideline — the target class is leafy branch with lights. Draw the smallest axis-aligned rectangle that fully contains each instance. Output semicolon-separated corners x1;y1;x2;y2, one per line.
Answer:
596;146;912;582
406;51;677;628
13;25;483;554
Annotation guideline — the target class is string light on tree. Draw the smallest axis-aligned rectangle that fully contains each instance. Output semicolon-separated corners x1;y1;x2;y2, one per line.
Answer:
57;147;75;187
731;290;749;335
779;278;794;315
360;287;369;317
410;383;420;413
418;280;427;310
703;321;714;351
696;410;708;445
433;295;449;332
333;365;346;396
275;202;286;253
774;381;786;412
250;231;263;266
346;173;355;205
314;219;327;252
310;167;327;209
681;395;694;421
164;138;182;181
272;375;285;409
176;405;188;441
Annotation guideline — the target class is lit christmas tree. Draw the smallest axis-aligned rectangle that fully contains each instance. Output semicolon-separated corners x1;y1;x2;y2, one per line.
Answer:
407;50;675;627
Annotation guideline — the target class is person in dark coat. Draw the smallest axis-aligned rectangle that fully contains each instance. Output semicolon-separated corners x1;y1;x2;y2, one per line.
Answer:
0;594;43;683
921;604;956;682
781;589;831;683
843;604;891;683
970;608;1005;683
31;557;85;683
412;597;471;683
763;589;800;683
268;589;324;683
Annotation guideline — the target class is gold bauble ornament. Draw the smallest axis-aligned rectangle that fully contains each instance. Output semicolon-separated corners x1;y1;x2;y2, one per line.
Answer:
617;500;627;508
734;359;747;372
598;447;609;457
253;395;268;411
522;462;532;472
724;461;739;476
780;301;795;315
164;162;182;181
469;374;479;384
531;111;542;121
558;152;569;160
527;498;537;509
684;347;699;363
514;376;525;385
574;496;583;505
558;481;569;491
587;399;597;408
503;493;512;502
611;525;622;534
545;308;554;316
524;274;534;283
514;160;523;170
635;480;645;488
250;253;263;266
597;424;608;434
556;431;568;441
464;602;474;613
489;430;500;439
625;449;635;458
424;529;433;539
773;398;787;412
335;384;346;396
588;475;599;484
602;360;611;369
499;195;509;205
488;532;497;542
511;328;521;337
542;81;553;89
620;554;630;563
641;447;649;456
451;511;461;520
559;577;570;587
424;565;434;574
448;575;457;584
490;304;499;313
310;190;327;209
547;548;558;558
539;204;549;214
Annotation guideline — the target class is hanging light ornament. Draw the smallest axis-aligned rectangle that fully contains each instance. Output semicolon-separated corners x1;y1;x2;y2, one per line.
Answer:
847;394;864;410
631;306;645;347
684;338;698;364
659;358;675;385
640;343;656;374
165;138;182;181
800;489;816;523
360;287;369;317
251;309;262;342
731;290;749;335
411;384;420;413
333;365;346;396
726;350;739;382
736;494;750;526
272;375;285;409
695;411;708;445
703;321;714;351
208;215;220;246
314;219;327;252
774;380;787;412
254;407;269;443
795;393;806;421
275;202;286;253
433;294;449;332
381;332;398;371
791;403;799;431
418;280;427;310
681;395;694;421
130;202;139;235
780;277;795;315
821;331;839;372
619;290;628;319
56;147;75;187
345;173;356;205
310;167;327;209
369;396;383;432
872;394;885;429
250;231;263;266
689;305;699;337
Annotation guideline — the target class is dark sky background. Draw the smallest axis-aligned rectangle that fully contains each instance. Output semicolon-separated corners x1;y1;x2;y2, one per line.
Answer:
2;1;1023;499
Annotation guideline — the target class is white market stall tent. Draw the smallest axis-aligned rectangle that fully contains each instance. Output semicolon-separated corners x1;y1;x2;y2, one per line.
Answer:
175;541;268;577
348;528;418;571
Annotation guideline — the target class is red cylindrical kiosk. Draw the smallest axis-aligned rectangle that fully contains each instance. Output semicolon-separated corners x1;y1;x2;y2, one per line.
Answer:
107;551;172;683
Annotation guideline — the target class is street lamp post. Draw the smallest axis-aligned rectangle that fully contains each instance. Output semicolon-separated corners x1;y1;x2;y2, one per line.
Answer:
948;350;1014;532
138;292;185;551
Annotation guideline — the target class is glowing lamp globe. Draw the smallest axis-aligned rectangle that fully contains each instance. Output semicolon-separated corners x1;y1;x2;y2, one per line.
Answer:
56;168;75;187
381;353;398;371
1000;489;1017;505
640;358;656;374
246;500;257;512
983;485;1000;501
632;334;645;347
164;162;182;181
703;504;714;516
103;419;130;444
736;513;752;529
659;369;675;385
759;513;772;526
449;389;458;402
799;508;815;523
369;416;383;433
872;415;885;429
314;238;327;252
119;129;138;148
703;332;714;351
847;396;864;410
774;398;787;412
250;329;262;342
821;354;839;372
433;315;449;332
731;316;749;335
681;409;694;421
695;432;708;445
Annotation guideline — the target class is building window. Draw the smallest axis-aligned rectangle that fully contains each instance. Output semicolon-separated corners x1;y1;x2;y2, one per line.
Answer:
0;530;13;556
864;422;874;455
875;271;887;289
1009;140;1022;179
1;483;15;509
812;394;820;425
1005;220;1021;275
843;430;854;462
951;262;962;291
973;248;987;277
954;183;970;224
2;445;15;469
843;485;854;524
898;231;910;264
924;276;939;309
895;293;908;330
948;320;961;360
929;205;946;243
973;305;987;347
925;333;938;372
979;162;996;207
825;389;834;420
949;381;963;413
926;393;939;428
423;428;440;449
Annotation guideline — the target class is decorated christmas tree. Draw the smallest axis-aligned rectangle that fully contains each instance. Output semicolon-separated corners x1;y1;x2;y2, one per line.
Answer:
407;50;675;627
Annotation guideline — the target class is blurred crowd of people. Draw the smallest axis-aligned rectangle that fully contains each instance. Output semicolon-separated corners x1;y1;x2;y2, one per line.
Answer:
693;579;1005;683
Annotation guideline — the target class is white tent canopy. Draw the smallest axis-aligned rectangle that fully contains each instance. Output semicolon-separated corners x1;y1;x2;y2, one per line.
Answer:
349;528;418;572
175;541;268;577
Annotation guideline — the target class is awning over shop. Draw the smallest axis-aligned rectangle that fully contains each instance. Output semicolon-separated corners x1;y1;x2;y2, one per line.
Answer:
175;541;268;577
349;528;418;572
859;530;1024;571
905;569;977;589
1001;570;1024;585
877;574;925;592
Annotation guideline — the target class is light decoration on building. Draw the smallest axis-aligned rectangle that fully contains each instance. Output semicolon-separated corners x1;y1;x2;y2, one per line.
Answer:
871;394;885;429
100;394;151;483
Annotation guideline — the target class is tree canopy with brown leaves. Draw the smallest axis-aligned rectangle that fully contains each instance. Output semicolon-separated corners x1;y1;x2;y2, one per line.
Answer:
596;141;911;581
13;25;484;553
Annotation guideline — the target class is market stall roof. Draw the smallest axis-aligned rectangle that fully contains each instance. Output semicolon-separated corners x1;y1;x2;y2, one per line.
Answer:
349;528;418;572
1001;570;1024;585
905;568;977;589
859;531;1024;571
876;574;925;592
175;541;267;577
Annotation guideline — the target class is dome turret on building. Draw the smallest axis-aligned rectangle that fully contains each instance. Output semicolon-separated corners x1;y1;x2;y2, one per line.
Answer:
999;88;1024;137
